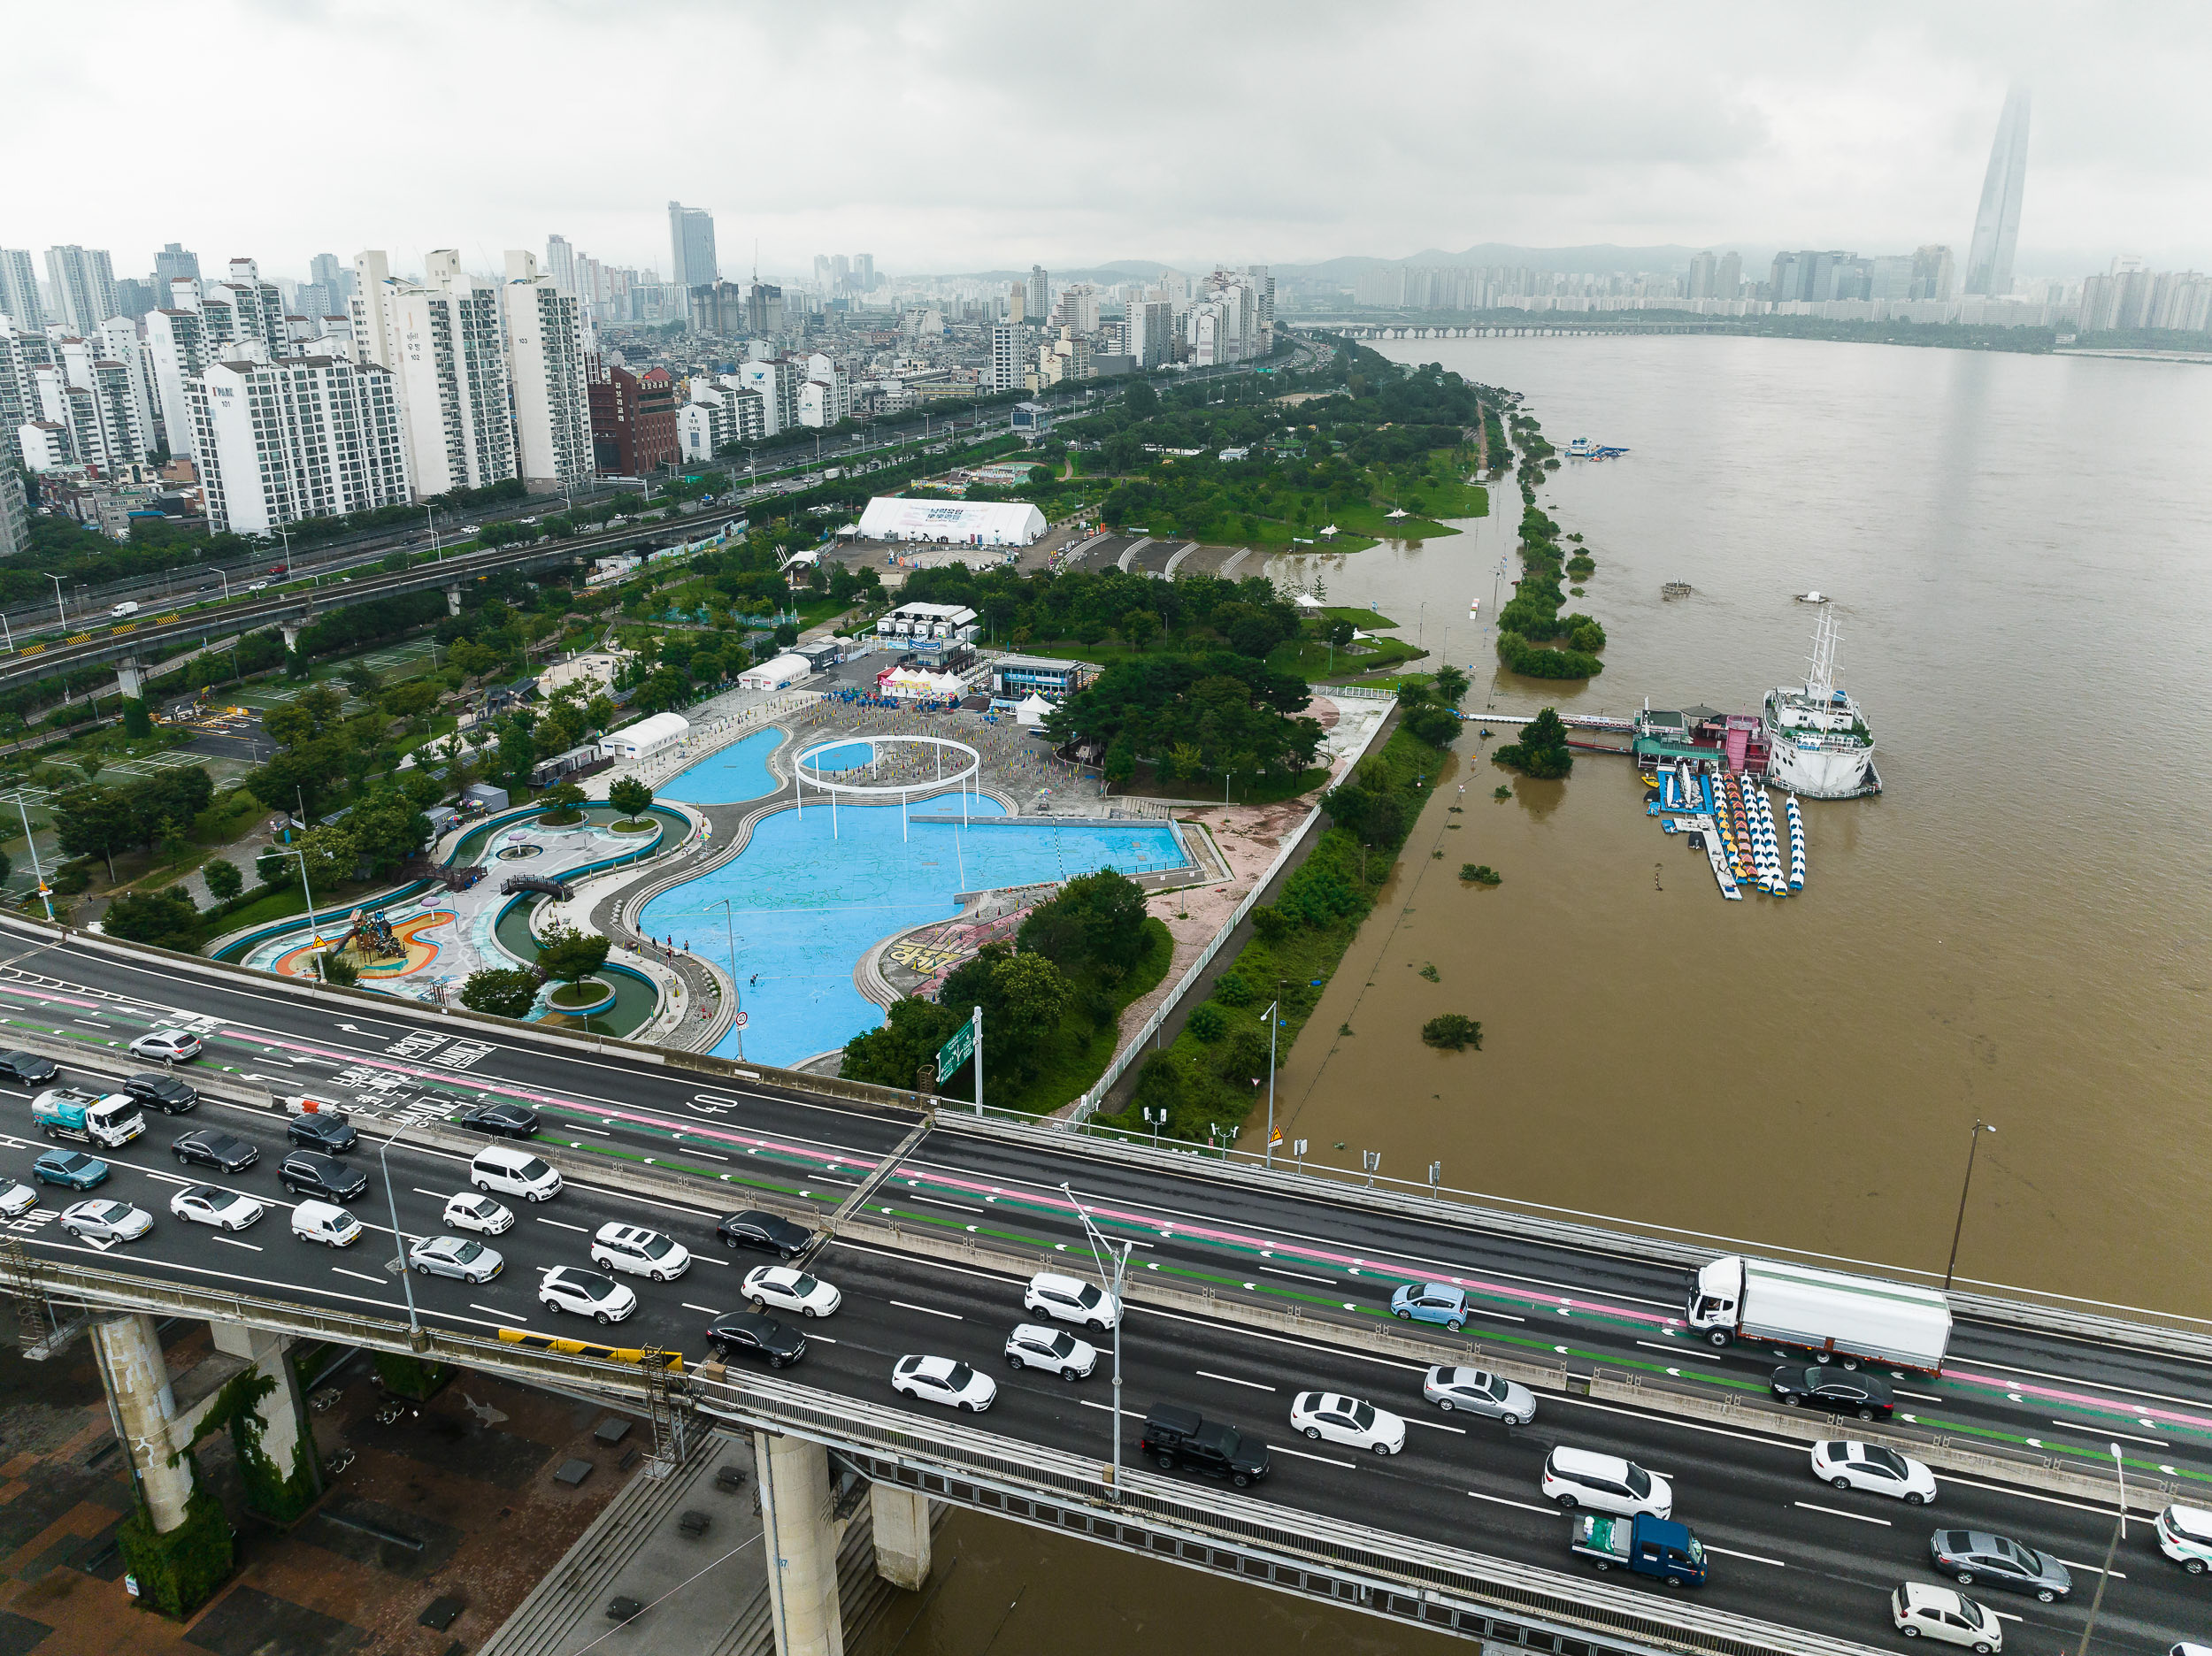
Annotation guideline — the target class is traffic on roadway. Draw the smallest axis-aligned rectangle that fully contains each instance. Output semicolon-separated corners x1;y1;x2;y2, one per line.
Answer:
0;919;2200;1650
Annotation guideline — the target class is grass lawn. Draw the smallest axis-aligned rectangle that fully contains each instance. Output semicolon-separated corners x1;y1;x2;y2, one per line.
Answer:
1319;607;1398;629
1271;635;1426;680
1114;763;1330;806
209;875;407;940
993;917;1173;1114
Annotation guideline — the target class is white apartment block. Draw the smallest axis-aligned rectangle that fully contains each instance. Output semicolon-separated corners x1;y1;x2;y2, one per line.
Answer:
1125;299;1173;369
0;467;27;561
96;317;158;458
16;420;72;472
43;246;118;336
188;352;410;534
502;249;593;489
799;353;849;427
989;321;1021;394
52;339;149;472
146;301;209;458
0;317;53;470
733;356;796;436
0;250;42;329
384;251;515;495
680;380;764;463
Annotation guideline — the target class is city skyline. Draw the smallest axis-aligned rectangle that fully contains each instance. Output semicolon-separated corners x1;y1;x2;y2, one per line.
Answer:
6;3;2209;277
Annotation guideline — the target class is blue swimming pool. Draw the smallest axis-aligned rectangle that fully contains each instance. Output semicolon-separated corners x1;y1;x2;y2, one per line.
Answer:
658;727;784;803
636;793;1187;1068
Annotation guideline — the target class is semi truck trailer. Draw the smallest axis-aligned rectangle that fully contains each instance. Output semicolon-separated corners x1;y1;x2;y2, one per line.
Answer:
1686;1254;1952;1373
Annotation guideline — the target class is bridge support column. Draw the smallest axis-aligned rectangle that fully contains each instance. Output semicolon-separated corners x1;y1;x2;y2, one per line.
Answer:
208;1322;321;1522
280;618;306;653
113;656;149;700
869;1484;930;1591
756;1430;843;1656
92;1312;234;1616
445;584;463;616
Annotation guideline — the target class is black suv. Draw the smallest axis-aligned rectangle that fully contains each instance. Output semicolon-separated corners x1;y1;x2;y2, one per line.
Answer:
1140;1404;1271;1488
717;1209;813;1259
0;1050;59;1086
280;1151;367;1203
287;1112;358;1154
705;1310;807;1369
124;1071;198;1113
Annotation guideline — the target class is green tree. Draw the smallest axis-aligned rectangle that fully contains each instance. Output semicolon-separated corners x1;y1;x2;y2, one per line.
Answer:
51;786;136;880
1118;609;1162;649
1492;706;1573;779
101;887;204;952
536;923;611;985
1432;663;1471;704
345;794;432;874
1421;1013;1483;1051
203;859;244;904
1017;870;1152;980
839;995;958;1092
291;824;357;890
460;967;540;1019
608;777;653;823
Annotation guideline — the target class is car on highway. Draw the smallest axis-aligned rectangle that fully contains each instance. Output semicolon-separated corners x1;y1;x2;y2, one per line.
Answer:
170;1185;265;1231
1002;1323;1096;1379
0;1050;59;1086
1770;1363;1895;1420
280;1151;367;1204
1890;1582;2001;1652
121;1072;197;1113
470;1145;562;1202
246;580;268;593
454;1100;539;1139
173;1130;259;1174
891;1355;996;1413
62;1199;151;1242
1423;1364;1536;1424
409;1235;504;1283
539;1266;636;1325
291;1200;362;1246
1023;1270;1119;1330
1289;1392;1405;1455
129;1030;204;1063
1390;1282;1470;1331
1541;1446;1673;1519
591;1223;691;1282
287;1112;358;1154
717;1209;814;1257
0;1181;35;1218
32;1150;107;1190
1810;1440;1937;1505
2157;1503;2212;1574
1141;1404;1271;1488
742;1266;840;1319
1928;1530;2070;1602
443;1192;513;1235
705;1310;806;1369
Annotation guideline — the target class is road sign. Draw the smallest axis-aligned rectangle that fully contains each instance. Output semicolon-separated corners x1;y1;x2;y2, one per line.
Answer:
733;1011;749;1029
937;1020;975;1076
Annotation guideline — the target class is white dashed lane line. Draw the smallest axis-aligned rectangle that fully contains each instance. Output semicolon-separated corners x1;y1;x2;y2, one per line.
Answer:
887;1300;962;1320
1466;1490;1555;1515
1794;1500;1890;1526
1196;1370;1274;1391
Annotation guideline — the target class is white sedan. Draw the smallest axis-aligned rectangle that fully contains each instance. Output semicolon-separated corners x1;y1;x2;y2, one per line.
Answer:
1811;1439;1938;1505
410;1235;504;1284
1289;1391;1406;1455
539;1266;637;1324
1003;1322;1097;1379
893;1354;996;1413
0;1182;36;1219
61;1199;152;1242
444;1192;513;1235
743;1265;841;1319
170;1185;265;1231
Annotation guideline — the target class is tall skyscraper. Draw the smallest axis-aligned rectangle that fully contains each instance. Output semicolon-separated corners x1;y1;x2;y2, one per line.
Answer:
1025;265;1048;326
1964;87;2031;297
989;321;1020;393
502;249;594;490
155;243;201;286
44;246;119;334
669;202;718;291
309;252;344;291
855;253;874;293
0;250;42;327
545;234;578;295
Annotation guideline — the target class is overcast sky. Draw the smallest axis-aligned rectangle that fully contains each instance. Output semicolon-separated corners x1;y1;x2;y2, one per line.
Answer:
13;1;2208;283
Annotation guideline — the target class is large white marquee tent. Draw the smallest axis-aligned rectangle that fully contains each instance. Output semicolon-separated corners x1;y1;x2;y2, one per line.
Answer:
855;497;1048;547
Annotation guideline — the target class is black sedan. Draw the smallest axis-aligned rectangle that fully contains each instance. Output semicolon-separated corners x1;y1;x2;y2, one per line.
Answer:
455;1100;540;1139
123;1072;198;1114
173;1130;259;1174
287;1113;358;1153
280;1151;367;1203
1770;1363;1894;1420
717;1209;813;1258
0;1050;59;1086
706;1310;807;1369
1930;1529;2073;1602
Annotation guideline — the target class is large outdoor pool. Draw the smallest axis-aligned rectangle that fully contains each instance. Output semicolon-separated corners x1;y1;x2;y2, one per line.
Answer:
656;726;784;803
637;786;1187;1069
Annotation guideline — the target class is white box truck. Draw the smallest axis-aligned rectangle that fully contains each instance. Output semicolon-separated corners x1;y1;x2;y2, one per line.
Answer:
1686;1254;1952;1373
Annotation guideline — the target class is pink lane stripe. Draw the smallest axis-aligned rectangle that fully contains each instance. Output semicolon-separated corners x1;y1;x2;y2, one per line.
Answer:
1944;1369;2212;1436
0;983;106;1013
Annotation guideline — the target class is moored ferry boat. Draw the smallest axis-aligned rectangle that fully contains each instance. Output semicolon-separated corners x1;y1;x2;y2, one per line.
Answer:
1763;609;1880;800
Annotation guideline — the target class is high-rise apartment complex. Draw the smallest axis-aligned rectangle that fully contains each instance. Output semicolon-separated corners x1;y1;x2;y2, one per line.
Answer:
154;243;200;287
1125;299;1173;370
0;250;41;328
354;249;515;495
502;249;594;489
44;246;119;334
669;202;718;291
545;235;578;296
989;321;1022;393
1964;87;2031;297
189;351;410;533
1026;265;1049;326
145;300;210;460
0;467;26;561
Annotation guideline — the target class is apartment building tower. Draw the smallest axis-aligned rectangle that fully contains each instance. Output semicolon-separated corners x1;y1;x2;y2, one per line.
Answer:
188;350;410;534
44;246;119;335
503;249;594;489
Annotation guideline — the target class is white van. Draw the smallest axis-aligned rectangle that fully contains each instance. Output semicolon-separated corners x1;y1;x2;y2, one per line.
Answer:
1540;1445;1673;1519
471;1144;563;1203
292;1199;362;1247
111;601;141;618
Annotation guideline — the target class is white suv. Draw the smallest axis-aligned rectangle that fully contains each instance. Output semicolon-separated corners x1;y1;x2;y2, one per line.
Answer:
1024;1270;1119;1330
1003;1322;1097;1379
1892;1583;2001;1652
1540;1445;1672;1519
471;1145;563;1203
590;1222;691;1281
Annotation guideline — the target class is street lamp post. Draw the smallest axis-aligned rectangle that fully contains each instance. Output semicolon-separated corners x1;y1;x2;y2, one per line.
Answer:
2073;1442;2126;1656
46;574;66;631
1061;1183;1133;1500
380;1120;421;1335
15;792;52;922
280;843;328;982
1942;1118;1997;1292
1261;999;1279;1169
710;896;745;1061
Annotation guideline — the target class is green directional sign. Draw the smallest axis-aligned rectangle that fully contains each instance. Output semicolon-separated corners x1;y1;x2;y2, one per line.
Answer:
937;1020;975;1077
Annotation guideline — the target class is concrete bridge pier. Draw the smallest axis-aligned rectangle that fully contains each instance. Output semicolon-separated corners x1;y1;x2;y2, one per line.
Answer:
112;656;150;701
446;584;463;616
91;1311;195;1530
756;1430;844;1656
869;1484;931;1591
280;617;309;653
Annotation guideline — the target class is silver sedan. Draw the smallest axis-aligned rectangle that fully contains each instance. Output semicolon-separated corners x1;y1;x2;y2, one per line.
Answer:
407;1234;504;1283
61;1199;152;1243
1423;1363;1537;1425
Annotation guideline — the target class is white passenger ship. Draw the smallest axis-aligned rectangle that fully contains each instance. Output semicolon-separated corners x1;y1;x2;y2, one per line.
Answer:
1762;609;1881;799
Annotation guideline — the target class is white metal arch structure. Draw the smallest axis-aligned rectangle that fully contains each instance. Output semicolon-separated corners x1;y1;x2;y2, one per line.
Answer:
794;734;982;841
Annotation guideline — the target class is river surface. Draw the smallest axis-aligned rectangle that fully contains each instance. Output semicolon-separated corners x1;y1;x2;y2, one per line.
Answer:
1263;334;2212;1323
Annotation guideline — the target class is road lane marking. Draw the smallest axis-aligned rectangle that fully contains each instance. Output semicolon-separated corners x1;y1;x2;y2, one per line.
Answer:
1466;1491;1555;1514
888;1300;962;1320
907;1196;989;1215
1937;1472;2139;1518
565;1124;611;1137
682;1303;720;1315
1404;1417;1466;1434
1197;1370;1274;1392
1704;1545;1786;1567
470;1303;520;1321
2055;1422;2169;1446
1964;1357;2212;1413
333;1267;384;1284
1636;1340;1686;1354
211;1235;262;1251
535;1217;588;1232
1897;1391;1944;1401
2054;1559;2124;1578
1272;1445;1354;1468
1260;1266;1336;1284
1794;1500;1890;1526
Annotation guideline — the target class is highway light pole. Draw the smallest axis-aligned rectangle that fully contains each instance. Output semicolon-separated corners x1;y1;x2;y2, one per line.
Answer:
1942;1118;1997;1292
1261;999;1279;1169
380;1118;420;1335
14;793;51;922
710;896;745;1061
2073;1442;2125;1656
1061;1182;1132;1499
46;574;65;631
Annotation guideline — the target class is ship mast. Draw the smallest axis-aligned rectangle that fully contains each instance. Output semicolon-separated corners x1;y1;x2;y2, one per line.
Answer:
1803;609;1840;699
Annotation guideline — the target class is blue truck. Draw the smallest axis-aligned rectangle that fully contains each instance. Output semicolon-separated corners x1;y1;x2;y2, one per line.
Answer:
1570;1513;1708;1588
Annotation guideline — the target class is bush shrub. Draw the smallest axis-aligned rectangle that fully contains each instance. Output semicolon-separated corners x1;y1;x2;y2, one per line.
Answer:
1186;1003;1226;1043
1460;863;1502;885
1421;1014;1483;1051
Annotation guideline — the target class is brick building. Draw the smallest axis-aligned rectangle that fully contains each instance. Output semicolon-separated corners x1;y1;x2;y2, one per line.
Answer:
588;364;679;478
